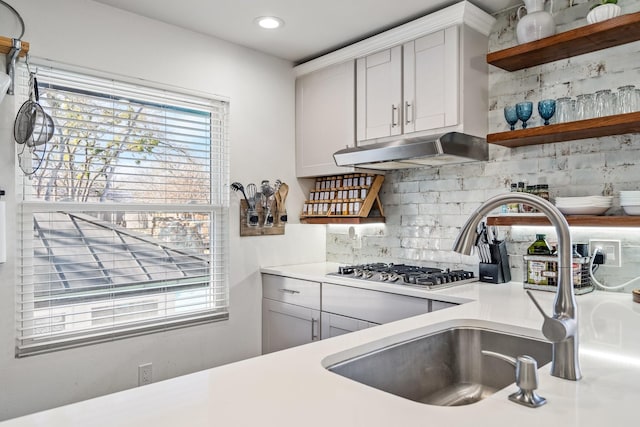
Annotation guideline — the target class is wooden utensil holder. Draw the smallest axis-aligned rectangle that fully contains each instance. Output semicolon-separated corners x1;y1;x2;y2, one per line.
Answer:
239;199;285;236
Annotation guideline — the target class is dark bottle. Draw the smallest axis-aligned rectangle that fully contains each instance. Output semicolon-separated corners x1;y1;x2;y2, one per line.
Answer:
528;234;553;255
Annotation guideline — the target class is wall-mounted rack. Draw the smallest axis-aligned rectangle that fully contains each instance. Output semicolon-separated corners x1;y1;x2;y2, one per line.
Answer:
300;174;385;224
1;36;28;96
0;36;29;57
239;200;285;236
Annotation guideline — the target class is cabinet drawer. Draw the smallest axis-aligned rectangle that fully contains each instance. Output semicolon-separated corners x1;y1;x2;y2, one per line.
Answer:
432;300;457;312
322;283;432;324
262;274;321;310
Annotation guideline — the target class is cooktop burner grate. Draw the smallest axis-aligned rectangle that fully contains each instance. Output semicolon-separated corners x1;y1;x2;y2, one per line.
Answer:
330;263;476;290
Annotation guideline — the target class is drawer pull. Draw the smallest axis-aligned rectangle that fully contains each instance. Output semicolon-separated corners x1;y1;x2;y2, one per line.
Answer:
279;288;300;295
311;318;319;341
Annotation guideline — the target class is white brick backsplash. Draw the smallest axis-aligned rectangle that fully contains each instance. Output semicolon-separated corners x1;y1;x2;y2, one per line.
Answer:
326;0;640;292
419;178;462;192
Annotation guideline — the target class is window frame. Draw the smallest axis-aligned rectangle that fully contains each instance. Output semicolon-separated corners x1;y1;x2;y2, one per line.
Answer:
15;63;230;357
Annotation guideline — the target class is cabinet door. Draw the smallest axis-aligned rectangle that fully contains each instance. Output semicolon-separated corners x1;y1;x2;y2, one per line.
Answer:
322;283;433;324
403;26;459;134
320;312;377;339
295;60;356;177
356;45;402;144
262;299;320;354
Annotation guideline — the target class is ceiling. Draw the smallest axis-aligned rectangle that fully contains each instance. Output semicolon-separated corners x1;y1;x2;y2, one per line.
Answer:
93;0;520;64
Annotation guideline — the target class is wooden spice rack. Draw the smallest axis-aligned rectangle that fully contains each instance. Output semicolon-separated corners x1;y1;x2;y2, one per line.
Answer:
300;174;385;224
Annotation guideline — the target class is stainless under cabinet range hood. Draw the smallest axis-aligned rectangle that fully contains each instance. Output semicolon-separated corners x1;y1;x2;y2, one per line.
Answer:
333;132;488;170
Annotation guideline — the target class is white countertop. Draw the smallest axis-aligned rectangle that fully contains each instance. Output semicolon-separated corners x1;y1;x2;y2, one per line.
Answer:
4;262;640;426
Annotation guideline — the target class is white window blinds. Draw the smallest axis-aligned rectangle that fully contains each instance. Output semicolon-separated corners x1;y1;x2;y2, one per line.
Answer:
16;66;229;356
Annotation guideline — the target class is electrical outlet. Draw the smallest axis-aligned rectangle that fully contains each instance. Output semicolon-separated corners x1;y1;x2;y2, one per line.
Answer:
138;363;152;386
589;240;621;268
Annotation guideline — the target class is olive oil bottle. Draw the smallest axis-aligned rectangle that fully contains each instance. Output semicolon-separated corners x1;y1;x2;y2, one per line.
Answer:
527;234;553;255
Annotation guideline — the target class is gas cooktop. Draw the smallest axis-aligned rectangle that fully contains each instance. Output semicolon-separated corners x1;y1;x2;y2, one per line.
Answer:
329;263;477;290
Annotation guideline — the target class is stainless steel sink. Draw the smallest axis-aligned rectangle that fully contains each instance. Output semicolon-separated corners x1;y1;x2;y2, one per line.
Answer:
326;327;552;406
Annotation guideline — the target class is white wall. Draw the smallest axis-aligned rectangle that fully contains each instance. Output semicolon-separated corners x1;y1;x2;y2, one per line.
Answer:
0;0;325;420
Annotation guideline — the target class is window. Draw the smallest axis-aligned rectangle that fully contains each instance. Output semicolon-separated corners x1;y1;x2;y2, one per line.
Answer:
16;66;229;356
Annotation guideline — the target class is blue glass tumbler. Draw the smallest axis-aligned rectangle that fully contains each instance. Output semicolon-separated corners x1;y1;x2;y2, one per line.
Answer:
516;102;533;129
504;105;518;131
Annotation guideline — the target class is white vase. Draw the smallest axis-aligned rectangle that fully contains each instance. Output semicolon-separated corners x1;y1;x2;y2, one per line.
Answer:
516;0;556;44
587;4;622;24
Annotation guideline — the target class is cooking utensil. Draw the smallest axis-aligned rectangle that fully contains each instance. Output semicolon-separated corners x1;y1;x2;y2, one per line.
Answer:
278;182;289;223
14;73;55;150
278;182;289;207
261;184;275;227
230;182;249;204
246;183;257;209
244;183;258;226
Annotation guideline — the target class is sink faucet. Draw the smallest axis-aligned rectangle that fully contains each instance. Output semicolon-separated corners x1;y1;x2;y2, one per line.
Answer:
452;192;582;381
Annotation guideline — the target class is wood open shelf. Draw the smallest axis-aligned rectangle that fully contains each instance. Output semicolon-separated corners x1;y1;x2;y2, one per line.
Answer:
0;36;29;56
487;215;640;227
300;174;385;224
487;112;640;147
487;11;640;71
299;216;385;225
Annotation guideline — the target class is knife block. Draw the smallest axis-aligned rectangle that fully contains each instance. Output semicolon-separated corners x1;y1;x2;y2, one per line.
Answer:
479;241;511;284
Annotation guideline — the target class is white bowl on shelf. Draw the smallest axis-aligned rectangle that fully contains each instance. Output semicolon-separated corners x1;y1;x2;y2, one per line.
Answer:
622;205;640;215
586;3;622;25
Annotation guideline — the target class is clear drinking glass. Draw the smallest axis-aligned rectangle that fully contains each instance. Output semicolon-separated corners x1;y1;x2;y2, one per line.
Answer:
576;93;595;120
617;85;636;114
556;97;573;123
595;89;613;118
247;208;259;227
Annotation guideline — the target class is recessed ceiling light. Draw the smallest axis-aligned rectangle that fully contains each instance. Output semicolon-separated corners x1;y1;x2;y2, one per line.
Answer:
255;16;284;30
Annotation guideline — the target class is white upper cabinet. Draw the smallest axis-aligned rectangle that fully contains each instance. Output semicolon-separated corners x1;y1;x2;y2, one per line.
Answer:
357;26;469;145
403;27;459;134
356;46;403;141
293;1;495;175
295;60;357;178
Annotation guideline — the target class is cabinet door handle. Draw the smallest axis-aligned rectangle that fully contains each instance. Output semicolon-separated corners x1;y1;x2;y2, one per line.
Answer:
405;101;412;124
391;104;398;128
279;288;300;295
311;318;319;341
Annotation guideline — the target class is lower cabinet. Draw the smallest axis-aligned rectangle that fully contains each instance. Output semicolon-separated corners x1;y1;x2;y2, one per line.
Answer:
262;299;320;354
320;312;377;339
262;274;459;353
322;283;433;324
262;274;321;354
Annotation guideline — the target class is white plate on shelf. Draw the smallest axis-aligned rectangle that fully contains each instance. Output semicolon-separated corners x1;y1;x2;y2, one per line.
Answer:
555;196;613;205
557;205;611;215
